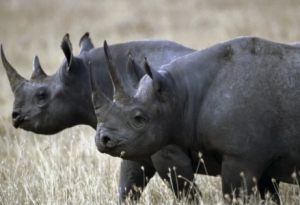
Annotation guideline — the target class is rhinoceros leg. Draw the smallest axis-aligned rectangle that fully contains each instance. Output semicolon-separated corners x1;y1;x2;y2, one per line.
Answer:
258;175;280;204
221;157;263;203
118;159;156;202
151;145;201;201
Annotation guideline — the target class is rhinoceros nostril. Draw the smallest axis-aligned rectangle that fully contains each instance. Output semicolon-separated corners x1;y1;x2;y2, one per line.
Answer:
12;111;20;120
101;135;111;146
11;111;24;128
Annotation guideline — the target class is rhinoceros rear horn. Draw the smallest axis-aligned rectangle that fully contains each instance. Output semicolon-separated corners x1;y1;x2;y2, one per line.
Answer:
104;40;131;103
1;44;26;92
126;52;145;89
31;56;47;80
143;57;166;93
79;32;94;54
88;61;111;110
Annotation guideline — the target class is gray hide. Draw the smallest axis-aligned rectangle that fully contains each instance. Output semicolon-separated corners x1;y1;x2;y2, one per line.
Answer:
91;37;300;203
1;33;204;201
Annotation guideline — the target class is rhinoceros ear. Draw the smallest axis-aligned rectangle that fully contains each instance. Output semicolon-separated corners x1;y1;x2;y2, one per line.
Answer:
61;33;76;72
31;56;47;80
126;52;145;89
79;32;94;54
143;58;167;94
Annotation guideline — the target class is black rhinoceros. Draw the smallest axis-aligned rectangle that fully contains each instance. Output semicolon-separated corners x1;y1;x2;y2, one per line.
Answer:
90;37;300;203
2;33;281;202
1;33;205;201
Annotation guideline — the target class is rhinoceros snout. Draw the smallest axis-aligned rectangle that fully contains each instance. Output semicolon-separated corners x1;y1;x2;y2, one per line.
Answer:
12;110;23;128
95;132;116;152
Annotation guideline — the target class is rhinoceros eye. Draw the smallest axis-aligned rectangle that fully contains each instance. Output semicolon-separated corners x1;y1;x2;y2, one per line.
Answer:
34;88;49;107
130;109;148;130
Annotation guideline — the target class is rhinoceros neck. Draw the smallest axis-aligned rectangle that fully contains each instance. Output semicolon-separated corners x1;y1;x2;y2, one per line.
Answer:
165;46;222;152
75;104;98;130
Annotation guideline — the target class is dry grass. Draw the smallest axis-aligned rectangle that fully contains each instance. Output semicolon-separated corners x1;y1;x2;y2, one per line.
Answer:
1;0;300;204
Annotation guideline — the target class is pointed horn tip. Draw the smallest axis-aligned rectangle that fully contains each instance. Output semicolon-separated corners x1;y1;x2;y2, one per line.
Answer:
1;44;7;61
65;33;70;38
103;40;111;59
0;44;4;55
103;40;108;47
33;55;40;64
143;57;149;66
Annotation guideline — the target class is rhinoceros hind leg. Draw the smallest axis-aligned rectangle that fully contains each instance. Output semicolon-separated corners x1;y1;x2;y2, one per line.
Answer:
221;157;262;204
258;175;280;204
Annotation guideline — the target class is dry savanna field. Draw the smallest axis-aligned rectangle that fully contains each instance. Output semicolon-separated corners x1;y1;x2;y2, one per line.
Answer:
1;0;300;204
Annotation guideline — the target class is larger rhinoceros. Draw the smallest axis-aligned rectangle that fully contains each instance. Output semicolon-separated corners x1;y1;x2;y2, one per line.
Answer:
90;37;300;203
1;34;280;203
1;33;205;202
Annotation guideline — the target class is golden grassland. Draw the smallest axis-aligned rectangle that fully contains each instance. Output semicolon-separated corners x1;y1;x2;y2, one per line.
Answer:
1;0;300;204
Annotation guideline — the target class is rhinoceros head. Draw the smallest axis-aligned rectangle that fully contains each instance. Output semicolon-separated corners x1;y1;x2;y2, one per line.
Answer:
1;33;95;134
89;41;176;160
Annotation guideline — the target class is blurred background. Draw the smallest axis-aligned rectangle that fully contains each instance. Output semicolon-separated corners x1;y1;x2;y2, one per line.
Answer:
1;0;300;119
1;0;300;204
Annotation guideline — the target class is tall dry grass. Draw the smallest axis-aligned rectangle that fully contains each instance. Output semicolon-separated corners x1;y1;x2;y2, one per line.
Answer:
1;0;300;204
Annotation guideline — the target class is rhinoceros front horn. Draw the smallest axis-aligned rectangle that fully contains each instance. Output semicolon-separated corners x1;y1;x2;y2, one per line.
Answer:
88;61;111;111
104;40;131;103
1;44;26;92
31;55;47;80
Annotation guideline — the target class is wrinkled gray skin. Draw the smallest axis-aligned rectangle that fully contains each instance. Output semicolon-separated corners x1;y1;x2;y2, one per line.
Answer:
92;37;300;203
1;33;205;202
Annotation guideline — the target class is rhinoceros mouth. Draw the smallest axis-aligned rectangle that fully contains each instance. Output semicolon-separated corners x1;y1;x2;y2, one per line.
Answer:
96;142;125;157
13;115;29;128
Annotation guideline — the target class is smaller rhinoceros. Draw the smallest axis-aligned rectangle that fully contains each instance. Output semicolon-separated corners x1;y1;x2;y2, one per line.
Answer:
1;33;204;202
90;37;300;203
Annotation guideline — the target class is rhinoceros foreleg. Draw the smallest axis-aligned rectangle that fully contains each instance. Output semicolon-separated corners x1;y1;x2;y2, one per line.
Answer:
258;175;280;204
151;146;201;201
118;159;155;202
221;157;263;204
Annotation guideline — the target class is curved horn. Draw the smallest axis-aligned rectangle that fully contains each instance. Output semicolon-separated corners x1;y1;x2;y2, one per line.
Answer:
79;32;94;54
1;44;26;91
31;55;47;80
126;52;145;89
144;57;166;92
88;61;111;111
103;40;131;103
